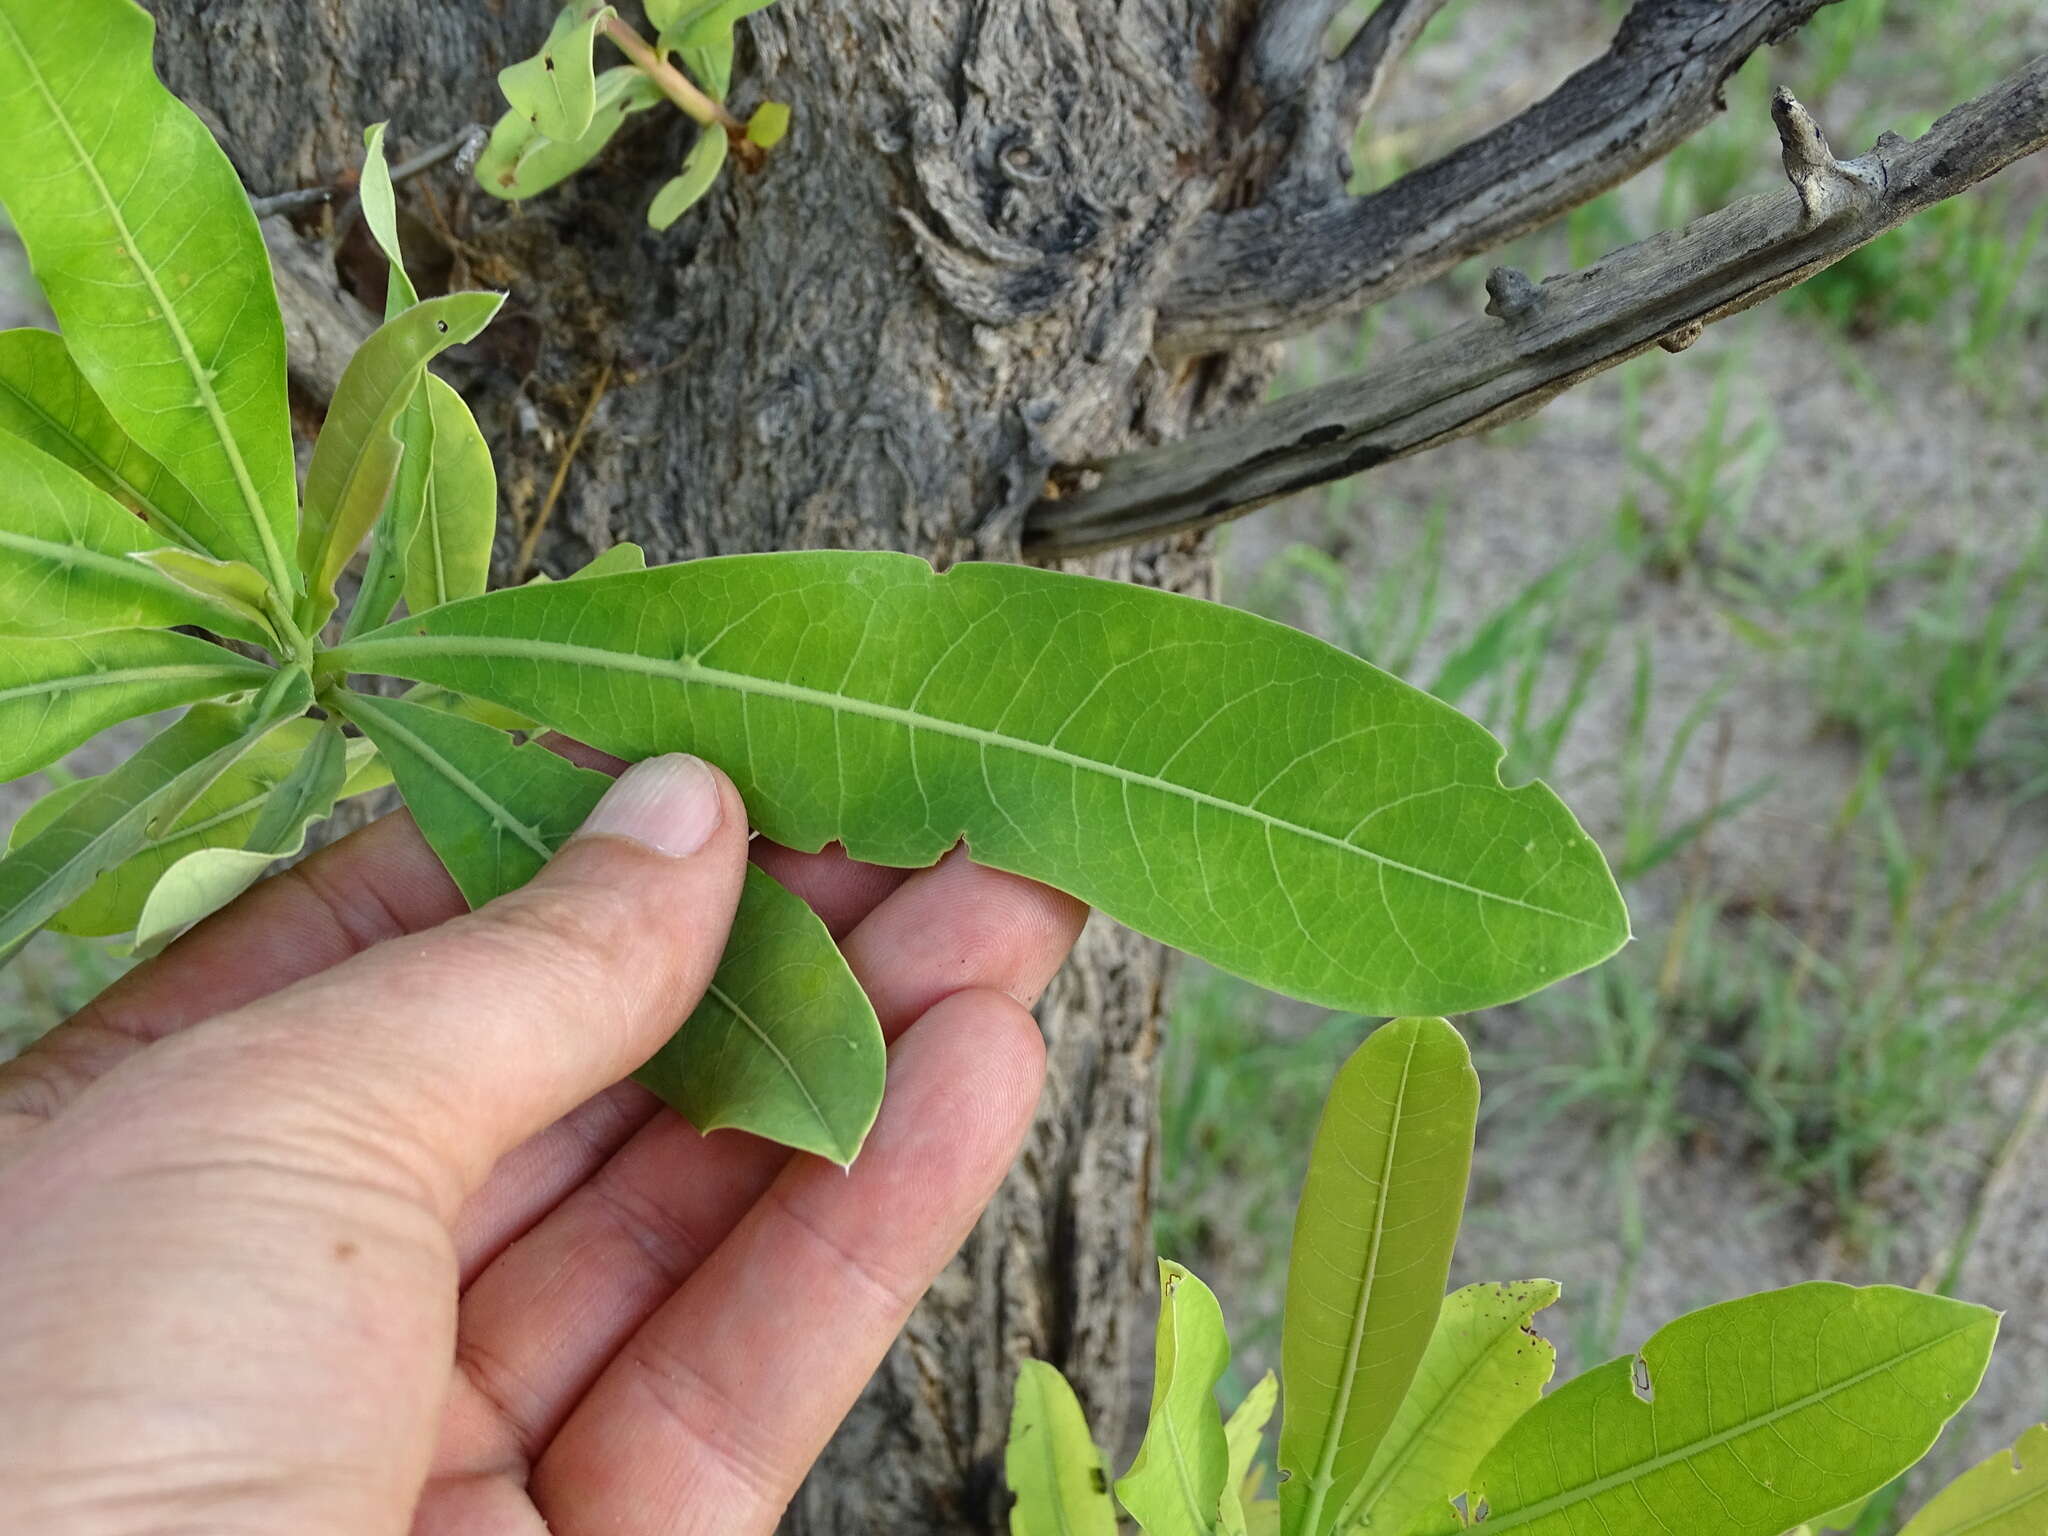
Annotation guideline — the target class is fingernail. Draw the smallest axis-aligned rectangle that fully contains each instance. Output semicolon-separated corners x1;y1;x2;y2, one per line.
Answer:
577;754;724;857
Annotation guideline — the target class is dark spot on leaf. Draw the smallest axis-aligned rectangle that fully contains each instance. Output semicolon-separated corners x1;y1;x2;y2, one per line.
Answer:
437;320;450;333
544;55;557;71
1090;1468;1107;1493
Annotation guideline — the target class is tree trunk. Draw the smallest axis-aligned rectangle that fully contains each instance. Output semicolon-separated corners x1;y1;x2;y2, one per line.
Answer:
151;3;1272;1527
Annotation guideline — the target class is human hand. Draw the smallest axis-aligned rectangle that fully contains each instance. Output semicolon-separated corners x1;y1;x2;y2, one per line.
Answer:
0;753;1086;1534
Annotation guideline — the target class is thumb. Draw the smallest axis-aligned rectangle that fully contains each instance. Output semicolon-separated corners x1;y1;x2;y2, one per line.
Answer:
95;753;752;1215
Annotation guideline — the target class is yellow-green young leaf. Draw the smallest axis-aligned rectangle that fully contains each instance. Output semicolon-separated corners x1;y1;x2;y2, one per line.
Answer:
10;719;330;939
1898;1423;2048;1536
0;630;273;781
0;427;270;645
1415;1284;2001;1536
324;554;1631;1017
571;541;648;579
1221;1373;1279;1536
499;4;617;142
1335;1280;1560;1536
1246;1504;1280;1536
649;128;729;230
1116;1261;1232;1536
746;101;791;149
130;721;348;955
0;672;311;966
0;0;298;599
335;689;886;1162
340;737;392;800
398;375;497;614
1005;1360;1118;1536
130;547;276;639
360;124;421;316
0;328;218;555
474;67;665;201
1280;1018;1478;1536
297;292;504;626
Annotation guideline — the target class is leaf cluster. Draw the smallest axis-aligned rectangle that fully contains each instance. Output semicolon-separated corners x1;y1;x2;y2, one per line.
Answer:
0;0;1625;1166
477;0;792;228
1008;1018;2018;1536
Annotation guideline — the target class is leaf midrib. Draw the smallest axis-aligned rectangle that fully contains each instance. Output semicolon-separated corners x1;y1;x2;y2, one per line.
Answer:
334;634;1607;927
699;975;835;1145
1298;1030;1417;1536
0;529;254;636
0;6;293;597
338;693;554;864
0;661;260;707
1470;1320;1990;1533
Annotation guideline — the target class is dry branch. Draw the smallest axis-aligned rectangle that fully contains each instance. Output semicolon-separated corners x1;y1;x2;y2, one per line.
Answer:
1026;56;2048;559
1162;0;1840;355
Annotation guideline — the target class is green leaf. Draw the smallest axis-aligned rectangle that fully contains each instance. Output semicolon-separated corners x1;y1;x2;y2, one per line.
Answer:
1280;1017;1478;1536
0;426;270;645
657;0;778;98
335;688;886;1162
130;547;277;639
130;720;348;955
358;124;420;317
1414;1283;2000;1536
649;127;729;230
1005;1361;1120;1536
0;0;298;599
571;541;648;579
1221;1372;1279;1536
0;327;219;554
325;553;1630;1016
1335;1280;1560;1535
475;67;665;201
297;293;504;627
10;718;336;942
1116;1260;1232;1536
0;630;274;781
746;101;791;148
1898;1423;2048;1536
397;375;497;615
1809;1493;1873;1532
499;4;617;143
0;670;311;966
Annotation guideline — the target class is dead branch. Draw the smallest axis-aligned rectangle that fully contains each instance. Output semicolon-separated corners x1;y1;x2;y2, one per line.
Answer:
1161;0;1839;355
1026;56;2048;559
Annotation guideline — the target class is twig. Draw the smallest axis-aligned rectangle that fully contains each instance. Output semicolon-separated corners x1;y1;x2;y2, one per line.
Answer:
248;124;486;218
1026;58;2048;557
512;360;614;582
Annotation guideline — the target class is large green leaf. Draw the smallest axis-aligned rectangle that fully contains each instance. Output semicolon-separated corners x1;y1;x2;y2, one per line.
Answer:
1898;1423;2048;1536
1415;1284;2000;1536
1280;1017;1478;1536
499;4;616;143
335;688;886;1162
298;293;503;627
0;0;298;599
10;718;335;940
1116;1260;1232;1536
475;67;665;202
326;553;1630;1016
0;327;217;554
0;629;274;781
649;127;729;231
1005;1360;1119;1536
0;670;310;966
1221;1372;1279;1536
1335;1280;1560;1535
0;426;270;645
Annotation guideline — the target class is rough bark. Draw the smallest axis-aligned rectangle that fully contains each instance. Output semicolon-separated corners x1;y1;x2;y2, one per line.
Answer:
149;2;1266;1529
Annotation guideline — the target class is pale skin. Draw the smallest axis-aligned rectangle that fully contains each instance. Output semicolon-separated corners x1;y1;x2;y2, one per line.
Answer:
0;751;1087;1534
